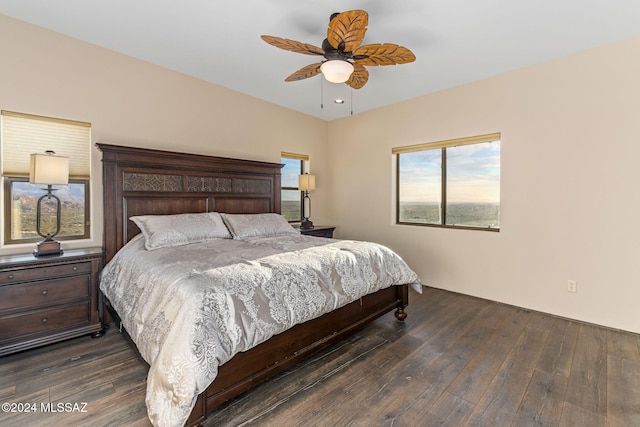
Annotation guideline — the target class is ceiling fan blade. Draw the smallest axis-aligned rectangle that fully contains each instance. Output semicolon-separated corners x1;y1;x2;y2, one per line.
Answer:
327;10;368;52
284;63;322;82
345;63;369;89
261;35;325;56
353;43;416;66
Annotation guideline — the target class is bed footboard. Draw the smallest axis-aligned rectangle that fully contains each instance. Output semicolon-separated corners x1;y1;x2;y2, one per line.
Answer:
186;284;409;426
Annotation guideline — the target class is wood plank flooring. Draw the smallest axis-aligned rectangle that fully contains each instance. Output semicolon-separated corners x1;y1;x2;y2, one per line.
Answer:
1;287;639;427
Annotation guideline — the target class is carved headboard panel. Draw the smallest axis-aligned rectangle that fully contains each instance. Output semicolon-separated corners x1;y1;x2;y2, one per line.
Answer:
98;144;282;263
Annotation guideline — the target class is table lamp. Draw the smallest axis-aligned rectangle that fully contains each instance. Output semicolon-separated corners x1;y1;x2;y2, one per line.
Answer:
298;173;316;229
30;150;69;257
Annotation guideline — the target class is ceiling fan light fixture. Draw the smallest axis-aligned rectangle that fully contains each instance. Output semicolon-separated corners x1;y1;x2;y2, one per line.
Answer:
262;10;415;90
320;60;354;83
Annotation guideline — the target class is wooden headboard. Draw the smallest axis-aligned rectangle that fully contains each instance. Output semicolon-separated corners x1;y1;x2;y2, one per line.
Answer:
98;144;282;263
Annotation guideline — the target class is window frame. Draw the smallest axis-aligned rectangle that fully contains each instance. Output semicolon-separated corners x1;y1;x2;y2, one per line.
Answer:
394;133;501;232
3;176;91;244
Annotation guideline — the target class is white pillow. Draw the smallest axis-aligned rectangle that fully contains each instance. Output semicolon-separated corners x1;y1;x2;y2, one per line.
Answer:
130;212;232;250
220;213;298;240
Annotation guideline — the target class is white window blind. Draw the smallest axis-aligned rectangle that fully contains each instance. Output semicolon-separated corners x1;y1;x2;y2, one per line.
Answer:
281;151;309;161
1;111;91;179
392;132;501;154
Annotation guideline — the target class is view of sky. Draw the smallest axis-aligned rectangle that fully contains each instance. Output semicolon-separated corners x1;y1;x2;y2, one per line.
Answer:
14;181;85;203
399;141;500;204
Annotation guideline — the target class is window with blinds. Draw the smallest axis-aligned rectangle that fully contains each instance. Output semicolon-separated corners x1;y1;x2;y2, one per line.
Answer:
394;133;501;231
280;152;307;222
2;111;91;244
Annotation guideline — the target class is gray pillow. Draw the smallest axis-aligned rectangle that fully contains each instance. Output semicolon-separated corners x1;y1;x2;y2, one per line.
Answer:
220;213;298;239
130;212;231;250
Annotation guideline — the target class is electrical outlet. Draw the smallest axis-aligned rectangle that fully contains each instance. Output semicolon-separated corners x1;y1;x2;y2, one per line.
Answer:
567;280;577;293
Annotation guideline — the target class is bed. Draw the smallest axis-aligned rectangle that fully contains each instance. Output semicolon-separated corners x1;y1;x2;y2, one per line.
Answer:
97;143;422;427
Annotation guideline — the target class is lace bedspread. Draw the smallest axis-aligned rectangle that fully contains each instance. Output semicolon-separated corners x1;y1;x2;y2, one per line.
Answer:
100;234;422;427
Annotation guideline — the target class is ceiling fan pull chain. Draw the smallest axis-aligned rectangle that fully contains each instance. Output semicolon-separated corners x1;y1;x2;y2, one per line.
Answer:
320;77;324;109
350;87;353;116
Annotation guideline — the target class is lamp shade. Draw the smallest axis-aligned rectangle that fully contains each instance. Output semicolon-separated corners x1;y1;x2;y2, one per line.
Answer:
320;60;354;83
298;174;316;192
30;152;69;185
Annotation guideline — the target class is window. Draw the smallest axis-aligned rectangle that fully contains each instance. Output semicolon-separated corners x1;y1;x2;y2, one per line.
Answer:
394;133;500;231
2;111;91;244
280;152;306;222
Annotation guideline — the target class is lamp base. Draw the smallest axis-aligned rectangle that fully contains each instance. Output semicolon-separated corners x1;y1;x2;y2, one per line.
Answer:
34;239;63;257
300;219;314;230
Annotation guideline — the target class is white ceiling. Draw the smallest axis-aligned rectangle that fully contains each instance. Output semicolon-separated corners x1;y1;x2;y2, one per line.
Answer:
2;0;640;121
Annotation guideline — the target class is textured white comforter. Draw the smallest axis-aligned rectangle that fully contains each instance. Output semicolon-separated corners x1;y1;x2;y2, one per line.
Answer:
100;234;422;427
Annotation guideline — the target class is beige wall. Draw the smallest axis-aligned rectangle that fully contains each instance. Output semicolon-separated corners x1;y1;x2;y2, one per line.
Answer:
0;15;329;255
328;37;640;333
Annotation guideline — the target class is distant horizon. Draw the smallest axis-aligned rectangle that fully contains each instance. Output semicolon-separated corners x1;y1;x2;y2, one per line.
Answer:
399;200;500;228
13;181;85;203
399;201;499;205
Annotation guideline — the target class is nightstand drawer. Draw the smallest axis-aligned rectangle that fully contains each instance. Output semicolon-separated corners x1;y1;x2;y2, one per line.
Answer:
0;261;92;285
0;302;90;340
0;276;90;312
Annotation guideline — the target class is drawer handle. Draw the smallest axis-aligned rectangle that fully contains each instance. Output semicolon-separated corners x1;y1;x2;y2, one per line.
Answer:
73;266;78;271
8;274;14;280
42;289;48;296
41;317;48;324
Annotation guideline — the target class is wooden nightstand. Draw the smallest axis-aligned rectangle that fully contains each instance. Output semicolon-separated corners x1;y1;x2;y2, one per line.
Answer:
296;226;336;238
0;248;104;356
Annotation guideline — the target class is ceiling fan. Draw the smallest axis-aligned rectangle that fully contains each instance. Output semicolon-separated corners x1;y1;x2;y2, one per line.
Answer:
261;9;416;89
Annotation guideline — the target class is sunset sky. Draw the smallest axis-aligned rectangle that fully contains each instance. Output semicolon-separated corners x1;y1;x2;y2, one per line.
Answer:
398;141;500;204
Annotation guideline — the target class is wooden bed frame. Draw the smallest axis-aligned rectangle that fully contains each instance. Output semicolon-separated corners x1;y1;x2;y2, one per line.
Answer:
98;143;409;426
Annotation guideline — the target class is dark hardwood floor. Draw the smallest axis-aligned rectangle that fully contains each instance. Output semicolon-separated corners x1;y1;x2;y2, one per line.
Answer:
1;287;639;427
